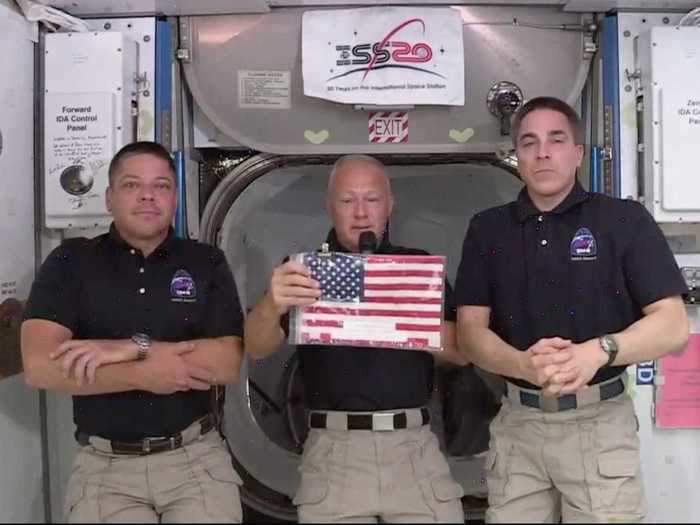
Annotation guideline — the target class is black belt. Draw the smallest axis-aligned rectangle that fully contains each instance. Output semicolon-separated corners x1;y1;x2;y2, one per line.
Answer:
309;408;430;431
75;414;214;455
507;375;626;413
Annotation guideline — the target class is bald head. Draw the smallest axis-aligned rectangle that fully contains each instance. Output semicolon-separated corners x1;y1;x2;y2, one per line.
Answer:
326;155;394;252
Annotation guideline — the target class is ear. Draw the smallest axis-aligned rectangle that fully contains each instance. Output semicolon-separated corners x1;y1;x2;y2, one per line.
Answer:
105;185;113;212
387;193;394;216
575;144;584;167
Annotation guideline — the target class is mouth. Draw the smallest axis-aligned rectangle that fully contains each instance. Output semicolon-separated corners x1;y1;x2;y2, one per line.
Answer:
133;209;161;217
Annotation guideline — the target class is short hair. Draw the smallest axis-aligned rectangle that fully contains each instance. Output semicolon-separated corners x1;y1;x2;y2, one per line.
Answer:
328;154;390;193
107;141;175;184
511;96;584;147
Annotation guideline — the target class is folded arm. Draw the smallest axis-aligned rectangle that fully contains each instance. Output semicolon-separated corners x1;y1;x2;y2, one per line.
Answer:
21;319;241;395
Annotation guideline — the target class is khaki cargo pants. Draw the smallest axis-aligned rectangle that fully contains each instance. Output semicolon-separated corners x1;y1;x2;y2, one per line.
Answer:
293;423;465;523
65;430;243;523
485;392;645;523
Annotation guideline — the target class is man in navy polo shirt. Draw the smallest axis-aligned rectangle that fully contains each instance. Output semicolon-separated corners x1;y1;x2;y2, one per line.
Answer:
22;141;245;523
245;155;466;523
455;97;689;523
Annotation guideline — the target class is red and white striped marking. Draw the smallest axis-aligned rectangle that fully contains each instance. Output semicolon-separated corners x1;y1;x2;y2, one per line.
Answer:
368;111;408;143
297;254;444;351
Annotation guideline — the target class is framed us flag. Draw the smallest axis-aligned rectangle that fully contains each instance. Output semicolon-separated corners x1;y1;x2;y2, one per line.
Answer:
288;251;445;351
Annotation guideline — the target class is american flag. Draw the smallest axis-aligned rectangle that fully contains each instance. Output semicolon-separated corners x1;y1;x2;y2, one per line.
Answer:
288;251;445;351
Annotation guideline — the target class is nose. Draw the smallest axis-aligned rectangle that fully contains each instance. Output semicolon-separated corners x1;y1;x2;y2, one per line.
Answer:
353;199;368;218
536;141;551;159
138;184;155;201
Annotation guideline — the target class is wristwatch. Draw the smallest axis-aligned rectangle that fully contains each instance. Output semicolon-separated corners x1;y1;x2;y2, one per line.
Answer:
599;335;619;368
132;333;152;360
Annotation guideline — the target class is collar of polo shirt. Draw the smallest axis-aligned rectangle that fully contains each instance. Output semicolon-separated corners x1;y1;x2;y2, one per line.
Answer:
325;227;392;254
107;222;177;258
515;179;590;223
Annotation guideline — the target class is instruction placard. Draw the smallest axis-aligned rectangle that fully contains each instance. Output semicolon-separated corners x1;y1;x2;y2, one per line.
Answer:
43;92;114;226
655;334;700;428
660;88;700;211
238;70;291;109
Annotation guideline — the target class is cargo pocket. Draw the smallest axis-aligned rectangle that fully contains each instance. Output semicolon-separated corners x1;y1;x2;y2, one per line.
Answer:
197;441;244;521
64;476;87;522
292;433;334;507
292;475;329;506
409;432;465;522
484;447;508;500
430;476;465;502
592;450;644;514
64;450;107;523
414;475;465;523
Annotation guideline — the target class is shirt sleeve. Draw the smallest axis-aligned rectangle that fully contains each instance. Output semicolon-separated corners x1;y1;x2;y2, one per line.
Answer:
443;279;457;322
454;220;491;307
23;241;82;333
623;204;688;307
202;248;244;338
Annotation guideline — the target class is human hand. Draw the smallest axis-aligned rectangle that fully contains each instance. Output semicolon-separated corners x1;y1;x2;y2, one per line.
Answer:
51;339;138;386
519;337;574;392
268;260;321;316
541;338;608;396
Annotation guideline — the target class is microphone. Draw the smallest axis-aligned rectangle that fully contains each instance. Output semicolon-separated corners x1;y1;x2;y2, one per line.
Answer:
358;231;377;254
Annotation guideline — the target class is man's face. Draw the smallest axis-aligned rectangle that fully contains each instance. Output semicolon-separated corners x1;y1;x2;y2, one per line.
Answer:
105;153;177;243
327;159;394;252
515;108;583;201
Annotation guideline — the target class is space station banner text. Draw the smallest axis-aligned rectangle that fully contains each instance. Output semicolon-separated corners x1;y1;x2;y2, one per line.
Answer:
302;7;464;106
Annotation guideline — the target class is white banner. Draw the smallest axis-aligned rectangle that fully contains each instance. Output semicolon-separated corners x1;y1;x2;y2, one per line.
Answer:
302;7;464;106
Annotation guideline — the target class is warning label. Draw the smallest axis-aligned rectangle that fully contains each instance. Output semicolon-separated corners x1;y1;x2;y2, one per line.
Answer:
369;112;408;143
238;70;291;109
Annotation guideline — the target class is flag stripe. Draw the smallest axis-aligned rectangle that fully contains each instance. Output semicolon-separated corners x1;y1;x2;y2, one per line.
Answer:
366;255;444;264
301;326;439;340
365;262;444;271
365;269;441;278
302;313;443;325
395;323;441;332
303;306;441;318
365;289;442;298
300;335;434;349
364;276;443;286
304;319;343;327
364;283;436;291
312;300;441;312
363;296;442;304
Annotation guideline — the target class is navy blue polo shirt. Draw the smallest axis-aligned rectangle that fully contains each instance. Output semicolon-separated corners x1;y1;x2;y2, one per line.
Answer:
454;181;687;389
24;225;243;440
286;230;457;411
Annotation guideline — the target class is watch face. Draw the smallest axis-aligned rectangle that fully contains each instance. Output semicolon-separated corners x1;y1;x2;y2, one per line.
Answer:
133;333;151;347
603;336;618;352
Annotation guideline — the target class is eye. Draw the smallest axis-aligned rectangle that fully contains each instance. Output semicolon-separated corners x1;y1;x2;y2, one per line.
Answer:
156;182;172;190
123;181;138;189
521;141;534;148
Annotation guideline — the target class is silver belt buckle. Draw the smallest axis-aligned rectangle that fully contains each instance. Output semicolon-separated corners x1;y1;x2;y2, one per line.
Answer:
372;412;396;431
539;396;560;413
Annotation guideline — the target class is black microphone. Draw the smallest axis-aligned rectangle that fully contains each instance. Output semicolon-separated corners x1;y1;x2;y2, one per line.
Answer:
358;231;378;254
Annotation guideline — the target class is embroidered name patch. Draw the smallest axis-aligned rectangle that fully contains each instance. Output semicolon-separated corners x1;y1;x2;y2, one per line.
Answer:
170;269;197;302
570;227;597;261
